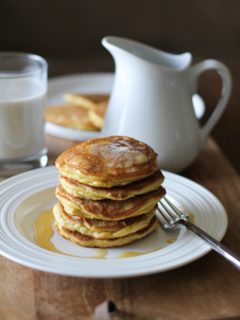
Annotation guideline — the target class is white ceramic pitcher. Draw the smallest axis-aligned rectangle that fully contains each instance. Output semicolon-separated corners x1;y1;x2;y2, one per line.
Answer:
101;36;232;172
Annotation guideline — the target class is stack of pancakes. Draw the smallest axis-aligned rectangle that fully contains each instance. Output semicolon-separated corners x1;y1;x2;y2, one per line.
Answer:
54;136;165;248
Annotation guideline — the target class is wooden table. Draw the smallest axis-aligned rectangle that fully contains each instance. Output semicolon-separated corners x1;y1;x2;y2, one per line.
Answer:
0;135;239;320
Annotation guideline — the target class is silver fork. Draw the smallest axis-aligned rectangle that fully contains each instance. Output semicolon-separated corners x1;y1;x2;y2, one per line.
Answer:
157;196;240;270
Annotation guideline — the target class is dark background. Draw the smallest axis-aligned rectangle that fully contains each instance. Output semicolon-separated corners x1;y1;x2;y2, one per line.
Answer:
1;0;239;171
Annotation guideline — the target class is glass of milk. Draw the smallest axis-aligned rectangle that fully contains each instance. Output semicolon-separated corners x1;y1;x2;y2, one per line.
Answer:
0;53;48;177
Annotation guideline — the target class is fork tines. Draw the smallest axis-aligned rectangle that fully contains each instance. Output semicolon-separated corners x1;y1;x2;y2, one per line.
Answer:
157;197;187;229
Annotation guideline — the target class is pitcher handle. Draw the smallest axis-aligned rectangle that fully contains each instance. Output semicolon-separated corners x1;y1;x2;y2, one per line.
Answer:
191;59;232;145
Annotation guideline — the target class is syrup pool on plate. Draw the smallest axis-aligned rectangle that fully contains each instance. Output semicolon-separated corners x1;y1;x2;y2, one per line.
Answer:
33;208;186;259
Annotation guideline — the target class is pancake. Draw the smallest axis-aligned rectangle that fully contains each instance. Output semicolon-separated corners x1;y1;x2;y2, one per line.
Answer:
45;104;98;130
55;215;159;248
88;100;108;129
55;136;158;188
56;185;165;220
59;170;164;200
53;202;156;239
64;93;109;110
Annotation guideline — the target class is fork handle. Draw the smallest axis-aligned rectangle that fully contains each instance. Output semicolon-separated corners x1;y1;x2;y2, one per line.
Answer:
184;220;240;270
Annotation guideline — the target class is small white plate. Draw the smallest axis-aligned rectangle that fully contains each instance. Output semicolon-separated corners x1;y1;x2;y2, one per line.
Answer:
46;73;205;140
0;167;227;278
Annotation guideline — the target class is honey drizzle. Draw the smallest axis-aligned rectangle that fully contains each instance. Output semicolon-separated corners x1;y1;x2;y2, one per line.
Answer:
94;249;108;259
166;239;177;244
117;247;163;258
188;212;195;223
33;209;62;254
34;210;111;258
117;251;144;258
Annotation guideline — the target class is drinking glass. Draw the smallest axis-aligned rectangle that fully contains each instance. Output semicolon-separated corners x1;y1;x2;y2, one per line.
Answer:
0;52;48;177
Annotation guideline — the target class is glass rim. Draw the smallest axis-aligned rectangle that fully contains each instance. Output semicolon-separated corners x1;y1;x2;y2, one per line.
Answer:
0;52;48;79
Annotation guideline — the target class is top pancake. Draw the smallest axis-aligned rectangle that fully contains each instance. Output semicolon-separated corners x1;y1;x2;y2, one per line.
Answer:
56;136;158;188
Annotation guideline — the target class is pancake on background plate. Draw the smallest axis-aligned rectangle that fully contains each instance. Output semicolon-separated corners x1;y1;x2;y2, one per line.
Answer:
45;104;98;131
64;93;109;110
88;100;108;129
46;94;109;131
54;135;165;248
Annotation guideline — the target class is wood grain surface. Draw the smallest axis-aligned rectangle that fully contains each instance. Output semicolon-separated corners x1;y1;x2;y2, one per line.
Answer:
0;137;239;320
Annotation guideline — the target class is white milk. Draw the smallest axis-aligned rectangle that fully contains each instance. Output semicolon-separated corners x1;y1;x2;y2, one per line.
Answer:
0;78;46;160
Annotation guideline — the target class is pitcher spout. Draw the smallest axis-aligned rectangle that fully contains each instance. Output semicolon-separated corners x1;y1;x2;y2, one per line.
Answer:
102;36;192;70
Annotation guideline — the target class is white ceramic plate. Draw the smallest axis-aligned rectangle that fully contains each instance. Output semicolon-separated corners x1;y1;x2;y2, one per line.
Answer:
46;73;205;140
0;167;227;278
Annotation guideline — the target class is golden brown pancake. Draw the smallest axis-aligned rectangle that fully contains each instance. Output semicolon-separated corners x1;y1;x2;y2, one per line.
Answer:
53;202;156;239
64;93;109;110
59;170;164;200
56;185;165;220
55;216;159;248
55;136;158;187
45;104;98;130
88;100;108;129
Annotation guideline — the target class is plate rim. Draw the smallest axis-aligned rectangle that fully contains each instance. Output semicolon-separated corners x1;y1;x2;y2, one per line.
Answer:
0;166;228;278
